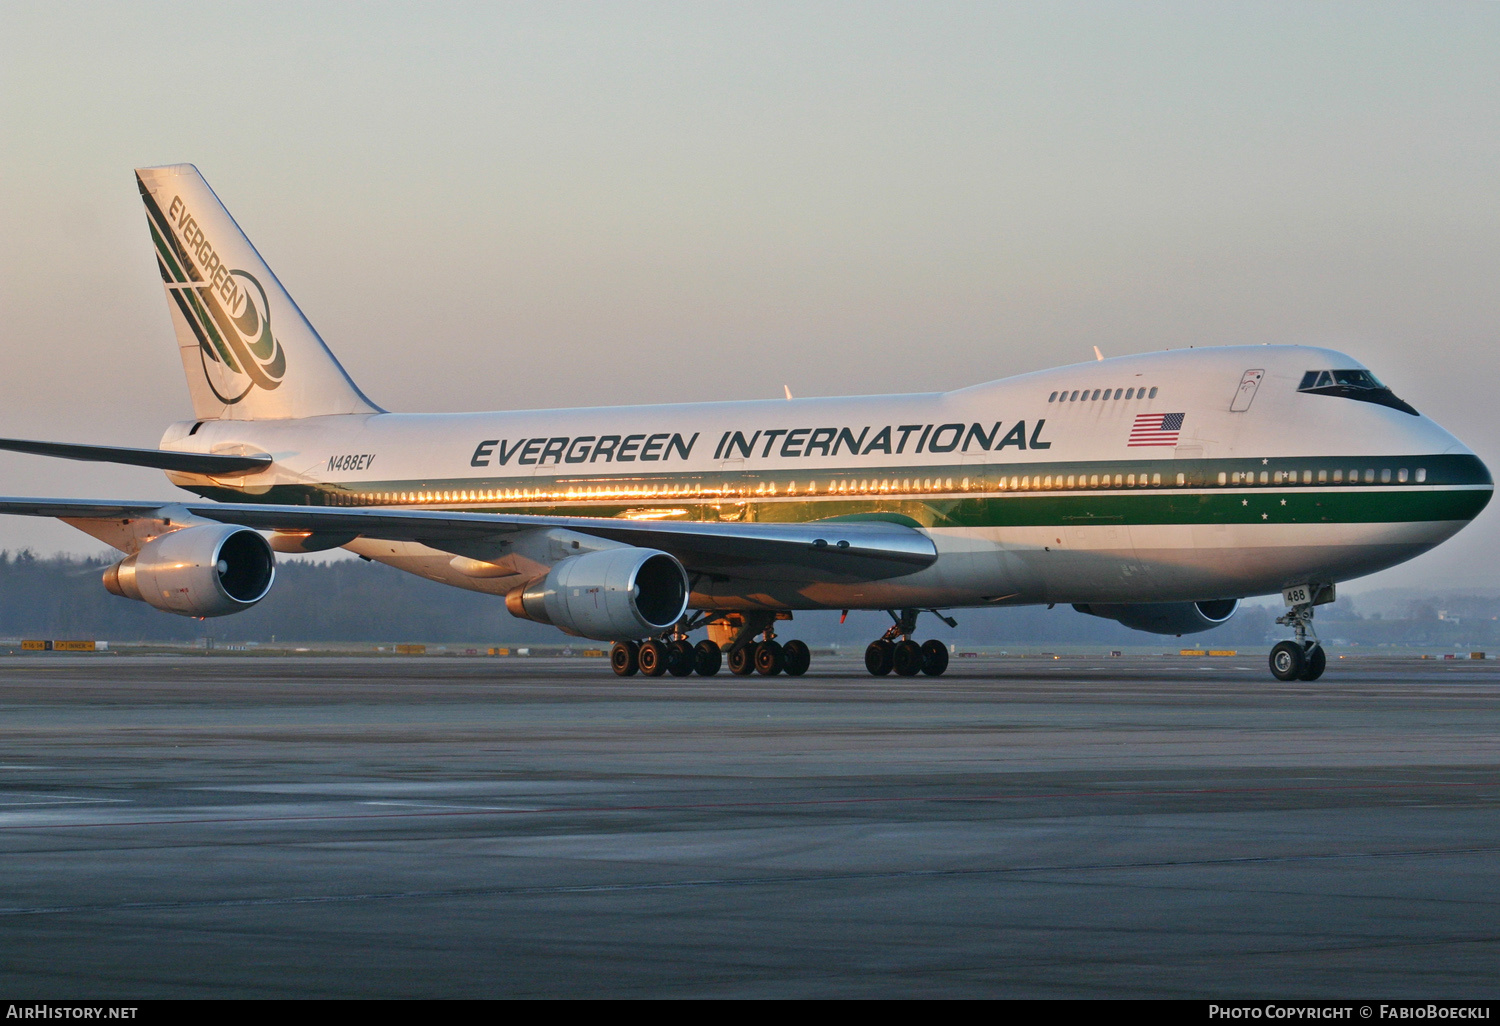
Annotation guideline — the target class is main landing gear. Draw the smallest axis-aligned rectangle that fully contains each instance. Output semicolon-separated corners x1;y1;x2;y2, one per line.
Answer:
864;608;953;677
1268;600;1326;682
608;613;812;678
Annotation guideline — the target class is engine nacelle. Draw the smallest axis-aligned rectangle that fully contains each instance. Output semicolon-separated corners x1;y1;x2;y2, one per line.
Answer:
505;547;689;641
1072;599;1239;636
103;523;276;617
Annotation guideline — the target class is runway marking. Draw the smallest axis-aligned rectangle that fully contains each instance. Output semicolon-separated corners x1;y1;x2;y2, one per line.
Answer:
0;779;1493;830
2;843;1499;919
361;801;543;812
0;793;129;807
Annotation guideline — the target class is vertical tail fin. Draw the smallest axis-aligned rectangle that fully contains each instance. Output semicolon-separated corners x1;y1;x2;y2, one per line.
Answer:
135;164;382;421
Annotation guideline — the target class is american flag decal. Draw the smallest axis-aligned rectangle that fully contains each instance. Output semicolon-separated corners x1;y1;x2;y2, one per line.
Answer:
1127;412;1185;447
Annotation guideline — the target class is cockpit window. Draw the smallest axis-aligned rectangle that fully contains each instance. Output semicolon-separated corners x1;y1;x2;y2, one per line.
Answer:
1298;369;1416;415
1300;369;1386;391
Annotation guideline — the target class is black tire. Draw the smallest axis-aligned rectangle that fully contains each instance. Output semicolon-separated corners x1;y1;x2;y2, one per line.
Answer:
728;645;755;676
782;640;811;676
754;640;785;676
865;640;894;676
920;639;949;676
638;639;667;677
1300;644;1326;681
1269;640;1305;681
892;639;924;676
666;639;696;677
610;640;639;677
694;640;722;676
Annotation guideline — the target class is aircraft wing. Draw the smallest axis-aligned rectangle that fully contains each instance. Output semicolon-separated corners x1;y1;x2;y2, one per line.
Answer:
0;438;271;475
0;497;938;584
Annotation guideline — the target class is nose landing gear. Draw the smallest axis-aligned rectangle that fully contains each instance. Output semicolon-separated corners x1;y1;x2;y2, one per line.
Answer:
1269;599;1326;681
864;608;954;676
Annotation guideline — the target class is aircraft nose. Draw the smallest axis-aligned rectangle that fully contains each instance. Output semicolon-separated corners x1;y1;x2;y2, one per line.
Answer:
1453;447;1494;522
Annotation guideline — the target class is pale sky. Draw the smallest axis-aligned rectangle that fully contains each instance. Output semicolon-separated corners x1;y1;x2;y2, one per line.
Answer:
2;2;1498;591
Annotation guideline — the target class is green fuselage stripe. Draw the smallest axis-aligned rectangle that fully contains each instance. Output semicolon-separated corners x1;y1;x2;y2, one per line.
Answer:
189;453;1492;528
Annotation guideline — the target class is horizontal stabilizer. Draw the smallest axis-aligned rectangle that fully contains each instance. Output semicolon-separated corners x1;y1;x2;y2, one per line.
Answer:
0;438;271;475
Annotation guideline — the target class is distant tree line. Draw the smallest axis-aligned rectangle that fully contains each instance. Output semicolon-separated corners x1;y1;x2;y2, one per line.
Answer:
0;550;1493;649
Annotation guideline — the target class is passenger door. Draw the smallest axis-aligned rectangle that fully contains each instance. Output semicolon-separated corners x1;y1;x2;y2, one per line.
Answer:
1231;369;1265;412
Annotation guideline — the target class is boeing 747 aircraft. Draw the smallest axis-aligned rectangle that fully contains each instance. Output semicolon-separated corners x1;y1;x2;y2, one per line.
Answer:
0;165;1490;680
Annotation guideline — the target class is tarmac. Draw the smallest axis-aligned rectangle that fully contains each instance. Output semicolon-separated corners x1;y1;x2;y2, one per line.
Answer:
0;653;1498;998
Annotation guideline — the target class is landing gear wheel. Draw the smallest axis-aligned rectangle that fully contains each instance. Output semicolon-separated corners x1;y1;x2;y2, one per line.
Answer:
1269;640;1306;681
728;645;755;676
1299;644;1326;681
610;640;639;677
892;639;924;676
638;639;667;677
754;640;785;676
693;640;722;676
865;640;894;676
920;640;949;676
666;639;696;677
782;640;811;676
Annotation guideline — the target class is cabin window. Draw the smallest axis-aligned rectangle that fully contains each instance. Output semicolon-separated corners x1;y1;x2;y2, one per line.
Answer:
1217;472;1227;485
1364;469;1375;483
1087;389;1097;400
1318;470;1327;483
1126;473;1136;486
1151;473;1162;486
1398;468;1409;483
1381;468;1392;483
1049;391;1058;402
1416;468;1427;482
1088;474;1099;487
1148;387;1158;398
1070;391;1079;401
1125;388;1134;399
1176;473;1186;486
1258;471;1267;485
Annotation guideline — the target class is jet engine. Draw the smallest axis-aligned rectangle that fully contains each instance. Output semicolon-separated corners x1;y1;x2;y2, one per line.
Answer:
1072;599;1239;636
506;547;689;641
103;523;276;617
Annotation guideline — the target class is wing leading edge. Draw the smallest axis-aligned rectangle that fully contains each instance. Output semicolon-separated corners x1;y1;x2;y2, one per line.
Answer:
0;438;271;475
0;498;938;585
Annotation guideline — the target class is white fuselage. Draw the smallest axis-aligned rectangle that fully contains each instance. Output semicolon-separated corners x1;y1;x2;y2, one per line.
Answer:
156;345;1491;612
